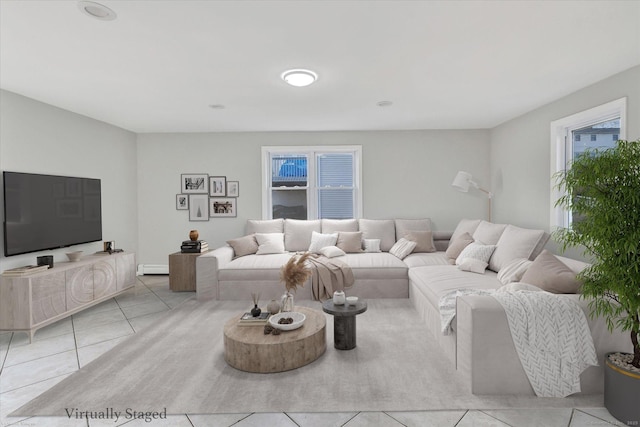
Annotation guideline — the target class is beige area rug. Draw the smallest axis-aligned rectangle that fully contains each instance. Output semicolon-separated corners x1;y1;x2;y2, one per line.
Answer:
14;298;602;416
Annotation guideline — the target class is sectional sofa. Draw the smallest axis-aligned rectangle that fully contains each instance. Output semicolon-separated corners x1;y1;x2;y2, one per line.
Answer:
195;218;631;396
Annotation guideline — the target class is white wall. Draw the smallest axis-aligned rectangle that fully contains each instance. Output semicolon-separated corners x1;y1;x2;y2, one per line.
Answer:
490;65;640;255
0;90;138;270
136;130;490;266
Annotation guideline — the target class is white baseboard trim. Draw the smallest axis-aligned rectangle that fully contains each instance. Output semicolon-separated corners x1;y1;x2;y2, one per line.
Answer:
137;264;169;275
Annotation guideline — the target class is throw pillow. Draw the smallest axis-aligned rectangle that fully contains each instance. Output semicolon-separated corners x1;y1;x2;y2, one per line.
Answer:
520;250;581;293
455;242;497;266
319;245;346;258
404;231;436;253
255;233;285;255
321;218;358;234
445;232;474;260
497;258;533;285
457;258;488;274
362;238;382;253
358;219;396;252
308;231;338;253
336;231;363;253
226;234;258;259
489;224;549;272
389;238;417;260
472;221;507;245
449;219;482;247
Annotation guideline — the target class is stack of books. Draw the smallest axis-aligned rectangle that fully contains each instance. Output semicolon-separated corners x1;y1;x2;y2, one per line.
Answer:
181;240;208;253
238;311;271;326
2;265;50;277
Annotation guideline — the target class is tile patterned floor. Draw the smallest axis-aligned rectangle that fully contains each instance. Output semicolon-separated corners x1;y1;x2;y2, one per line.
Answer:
0;276;626;427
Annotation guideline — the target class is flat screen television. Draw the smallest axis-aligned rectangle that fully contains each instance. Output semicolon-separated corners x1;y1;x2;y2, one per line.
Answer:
3;171;102;257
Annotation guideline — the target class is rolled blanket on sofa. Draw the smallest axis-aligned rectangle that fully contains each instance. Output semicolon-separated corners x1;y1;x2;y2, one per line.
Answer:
307;255;355;300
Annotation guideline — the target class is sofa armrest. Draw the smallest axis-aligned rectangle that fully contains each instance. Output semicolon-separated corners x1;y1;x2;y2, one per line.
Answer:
456;295;534;394
196;246;234;300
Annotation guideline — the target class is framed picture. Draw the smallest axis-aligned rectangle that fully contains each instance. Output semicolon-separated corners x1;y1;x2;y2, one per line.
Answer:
210;197;236;218
176;194;188;210
188;194;209;221
181;174;209;194
226;181;239;197
209;176;226;196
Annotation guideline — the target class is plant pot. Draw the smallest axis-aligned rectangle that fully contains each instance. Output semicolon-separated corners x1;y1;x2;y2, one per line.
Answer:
604;352;640;425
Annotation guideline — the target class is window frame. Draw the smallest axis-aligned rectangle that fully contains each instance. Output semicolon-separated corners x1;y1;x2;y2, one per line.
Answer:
261;145;362;220
549;97;626;230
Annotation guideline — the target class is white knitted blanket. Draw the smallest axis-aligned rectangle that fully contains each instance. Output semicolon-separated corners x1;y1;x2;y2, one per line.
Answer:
491;291;598;397
438;288;598;397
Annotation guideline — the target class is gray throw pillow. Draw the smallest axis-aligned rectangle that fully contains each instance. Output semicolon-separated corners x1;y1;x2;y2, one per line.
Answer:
336;231;363;253
226;234;258;259
521;250;581;294
445;232;474;261
404;231;436;253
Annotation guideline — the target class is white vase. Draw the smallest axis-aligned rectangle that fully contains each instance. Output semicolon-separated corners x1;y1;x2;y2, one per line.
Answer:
333;290;346;305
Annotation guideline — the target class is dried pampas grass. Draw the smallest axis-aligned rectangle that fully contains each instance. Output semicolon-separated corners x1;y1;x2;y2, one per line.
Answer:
281;252;312;292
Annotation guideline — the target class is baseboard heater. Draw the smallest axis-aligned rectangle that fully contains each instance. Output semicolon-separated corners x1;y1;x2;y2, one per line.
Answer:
137;264;169;275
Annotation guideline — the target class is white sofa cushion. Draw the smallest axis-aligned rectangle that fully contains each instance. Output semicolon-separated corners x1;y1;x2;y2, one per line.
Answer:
497;258;533;285
403;252;450;268
395;218;432;241
472;220;507;245
255;233;286;255
363;238;381;253
319;246;346;258
246;218;284;234
284;219;321;251
457;258;488;274
489;224;549;272
308;231;338;253
455;242;496;265
321;219;358;234
359;219;396;251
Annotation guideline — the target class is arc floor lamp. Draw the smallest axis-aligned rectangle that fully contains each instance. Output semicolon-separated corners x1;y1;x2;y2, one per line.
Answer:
452;171;493;221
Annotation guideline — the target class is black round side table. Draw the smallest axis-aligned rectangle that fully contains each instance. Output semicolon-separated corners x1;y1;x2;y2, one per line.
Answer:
322;299;367;350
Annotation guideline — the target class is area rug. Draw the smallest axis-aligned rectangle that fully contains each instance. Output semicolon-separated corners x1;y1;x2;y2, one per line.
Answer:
13;299;602;417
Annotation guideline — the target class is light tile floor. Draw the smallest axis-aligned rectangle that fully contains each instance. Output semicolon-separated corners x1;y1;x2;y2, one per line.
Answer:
0;276;627;427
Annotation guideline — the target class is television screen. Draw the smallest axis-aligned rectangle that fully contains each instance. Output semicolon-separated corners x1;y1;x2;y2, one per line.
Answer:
3;171;102;256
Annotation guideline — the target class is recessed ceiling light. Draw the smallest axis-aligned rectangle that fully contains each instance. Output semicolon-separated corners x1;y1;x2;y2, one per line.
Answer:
377;101;393;107
281;69;318;87
209;104;225;109
77;1;117;21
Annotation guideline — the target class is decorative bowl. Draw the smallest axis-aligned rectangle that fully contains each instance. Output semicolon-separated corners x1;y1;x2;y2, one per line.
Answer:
346;296;359;305
65;251;83;262
268;311;306;331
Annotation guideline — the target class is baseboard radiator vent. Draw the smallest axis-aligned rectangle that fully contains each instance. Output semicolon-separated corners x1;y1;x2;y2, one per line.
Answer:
137;264;169;275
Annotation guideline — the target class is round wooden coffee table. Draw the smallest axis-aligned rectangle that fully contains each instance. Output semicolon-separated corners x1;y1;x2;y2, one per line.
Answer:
223;306;326;373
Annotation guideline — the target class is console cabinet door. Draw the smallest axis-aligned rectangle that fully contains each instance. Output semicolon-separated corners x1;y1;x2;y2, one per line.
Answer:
31;272;66;325
66;265;94;310
116;253;136;291
94;259;117;299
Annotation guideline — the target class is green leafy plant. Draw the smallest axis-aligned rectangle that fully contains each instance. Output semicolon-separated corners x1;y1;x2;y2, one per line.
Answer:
554;139;640;368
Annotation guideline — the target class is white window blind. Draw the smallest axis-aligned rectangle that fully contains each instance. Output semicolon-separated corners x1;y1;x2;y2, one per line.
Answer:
317;153;354;219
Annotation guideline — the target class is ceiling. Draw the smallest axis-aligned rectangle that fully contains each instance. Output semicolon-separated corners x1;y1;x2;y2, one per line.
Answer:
1;1;639;133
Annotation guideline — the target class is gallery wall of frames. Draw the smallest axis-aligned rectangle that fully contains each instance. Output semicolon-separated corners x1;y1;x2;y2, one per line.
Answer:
176;174;240;221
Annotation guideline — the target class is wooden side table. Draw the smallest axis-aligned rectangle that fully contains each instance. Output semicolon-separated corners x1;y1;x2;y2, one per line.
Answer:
168;252;202;291
322;299;367;350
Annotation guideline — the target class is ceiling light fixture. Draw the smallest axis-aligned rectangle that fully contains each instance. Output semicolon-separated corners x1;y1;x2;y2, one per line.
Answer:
281;69;318;87
77;1;117;21
377;101;393;107
209;104;225;110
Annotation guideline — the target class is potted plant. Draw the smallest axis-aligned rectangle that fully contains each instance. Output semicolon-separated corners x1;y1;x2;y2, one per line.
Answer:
554;139;639;424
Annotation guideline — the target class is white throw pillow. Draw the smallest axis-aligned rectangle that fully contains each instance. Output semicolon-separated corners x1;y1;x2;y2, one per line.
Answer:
255;233;285;255
489;224;549;272
308;231;339;253
457;258;488;274
363;238;381;253
284;219;321;252
389;238;417;260
472;221;507;245
358;219;396;252
319;245;346;258
455;242;497;265
497;258;533;285
449;219;482;248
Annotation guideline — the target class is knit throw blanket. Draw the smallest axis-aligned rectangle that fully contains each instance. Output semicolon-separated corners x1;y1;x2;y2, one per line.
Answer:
438;288;598;397
307;255;354;300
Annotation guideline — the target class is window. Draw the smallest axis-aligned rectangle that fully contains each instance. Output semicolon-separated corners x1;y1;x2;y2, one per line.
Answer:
550;98;626;229
262;146;362;220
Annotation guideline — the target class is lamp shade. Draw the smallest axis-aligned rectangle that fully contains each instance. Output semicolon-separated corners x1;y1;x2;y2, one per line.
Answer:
452;171;473;192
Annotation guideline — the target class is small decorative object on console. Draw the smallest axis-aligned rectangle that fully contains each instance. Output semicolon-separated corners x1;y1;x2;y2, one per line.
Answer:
65;251;83;262
189;230;199;241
